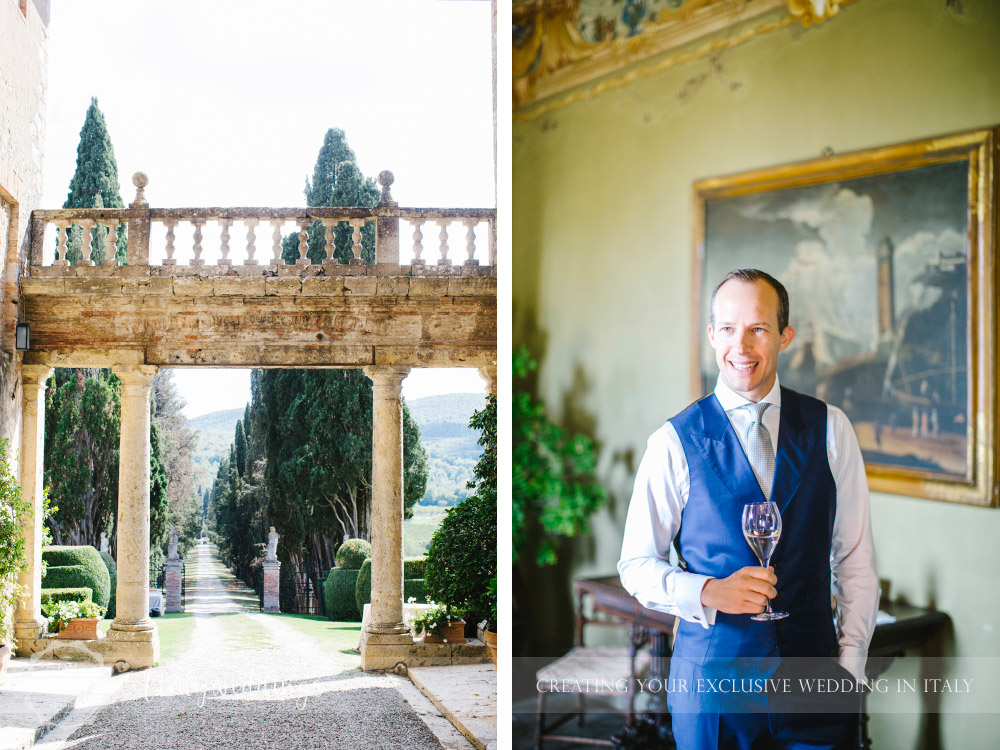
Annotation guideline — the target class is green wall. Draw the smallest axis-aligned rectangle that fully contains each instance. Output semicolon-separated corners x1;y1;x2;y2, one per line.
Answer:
513;0;1000;744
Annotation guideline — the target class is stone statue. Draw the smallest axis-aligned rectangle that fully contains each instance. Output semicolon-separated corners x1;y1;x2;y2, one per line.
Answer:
167;526;179;560
265;526;279;561
99;531;108;553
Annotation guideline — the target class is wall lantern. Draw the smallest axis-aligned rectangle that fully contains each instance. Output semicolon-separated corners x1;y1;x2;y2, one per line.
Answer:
15;323;30;351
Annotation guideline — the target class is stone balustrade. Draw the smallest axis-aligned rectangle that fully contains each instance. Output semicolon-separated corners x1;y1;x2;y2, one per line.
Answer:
29;172;497;277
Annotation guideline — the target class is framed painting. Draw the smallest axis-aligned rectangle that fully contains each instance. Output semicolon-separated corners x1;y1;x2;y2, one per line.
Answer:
692;128;997;506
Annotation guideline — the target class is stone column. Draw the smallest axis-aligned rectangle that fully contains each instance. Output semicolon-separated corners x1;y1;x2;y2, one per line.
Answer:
107;365;159;668
362;365;410;642
14;365;53;650
478;365;497;396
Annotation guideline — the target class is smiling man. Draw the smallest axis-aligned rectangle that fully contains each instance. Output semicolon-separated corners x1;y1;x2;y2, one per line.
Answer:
618;269;879;750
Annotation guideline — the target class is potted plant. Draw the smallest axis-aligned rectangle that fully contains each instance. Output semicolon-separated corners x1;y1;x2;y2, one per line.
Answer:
413;604;466;644
52;599;105;640
0;439;30;683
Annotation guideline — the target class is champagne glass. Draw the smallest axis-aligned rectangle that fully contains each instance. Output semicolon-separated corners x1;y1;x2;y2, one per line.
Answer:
742;501;789;621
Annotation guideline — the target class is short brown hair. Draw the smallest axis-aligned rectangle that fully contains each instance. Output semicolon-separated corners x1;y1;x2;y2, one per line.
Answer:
710;269;789;333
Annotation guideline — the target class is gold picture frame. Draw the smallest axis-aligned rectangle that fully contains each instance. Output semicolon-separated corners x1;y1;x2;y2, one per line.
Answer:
692;128;997;506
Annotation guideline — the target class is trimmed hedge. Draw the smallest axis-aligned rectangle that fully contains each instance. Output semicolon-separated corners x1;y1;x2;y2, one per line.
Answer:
335;539;371;570
425;492;496;627
41;546;111;609
355;558;372;617
404;578;428;604
324;569;362;621
354;560;429;613
40;588;92;610
404;557;427;579
99;551;117;619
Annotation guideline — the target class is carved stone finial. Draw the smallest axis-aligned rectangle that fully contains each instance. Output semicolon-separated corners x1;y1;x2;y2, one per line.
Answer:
378;170;395;204
132;172;149;206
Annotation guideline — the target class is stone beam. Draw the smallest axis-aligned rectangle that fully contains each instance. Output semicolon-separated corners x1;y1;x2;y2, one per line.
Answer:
20;276;496;369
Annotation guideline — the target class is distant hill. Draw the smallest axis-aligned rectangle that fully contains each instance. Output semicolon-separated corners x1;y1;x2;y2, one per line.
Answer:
406;392;486;507
186;392;486;507
187;408;244;493
406;393;485;426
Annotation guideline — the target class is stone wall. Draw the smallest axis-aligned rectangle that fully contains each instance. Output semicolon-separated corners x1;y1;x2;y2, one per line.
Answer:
0;0;49;644
0;0;48;449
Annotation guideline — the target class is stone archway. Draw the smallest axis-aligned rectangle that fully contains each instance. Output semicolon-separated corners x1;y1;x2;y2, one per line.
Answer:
14;173;496;671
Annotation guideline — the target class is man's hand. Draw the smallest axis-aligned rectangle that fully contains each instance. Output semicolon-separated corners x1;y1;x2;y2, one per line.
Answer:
700;567;777;615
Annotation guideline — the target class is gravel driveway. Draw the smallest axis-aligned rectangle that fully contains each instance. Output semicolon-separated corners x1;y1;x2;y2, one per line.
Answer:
49;546;456;750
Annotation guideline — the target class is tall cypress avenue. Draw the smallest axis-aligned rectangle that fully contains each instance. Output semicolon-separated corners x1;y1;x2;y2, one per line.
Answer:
63;97;127;265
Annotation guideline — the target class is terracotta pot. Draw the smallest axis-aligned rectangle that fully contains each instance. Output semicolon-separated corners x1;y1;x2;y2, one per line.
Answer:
483;629;497;667
421;619;467;644
58;618;101;640
0;644;10;685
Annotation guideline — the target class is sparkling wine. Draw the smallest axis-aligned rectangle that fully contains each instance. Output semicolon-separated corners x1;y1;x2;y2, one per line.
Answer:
742;501;789;621
743;529;779;565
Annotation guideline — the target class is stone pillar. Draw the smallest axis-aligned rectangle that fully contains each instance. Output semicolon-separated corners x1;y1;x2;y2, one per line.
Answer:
163;560;183;613
374;171;400;275
14;365;53;651
262;561;281;613
106;365;159;668
125;172;151;267
360;366;411;669
478;365;497;396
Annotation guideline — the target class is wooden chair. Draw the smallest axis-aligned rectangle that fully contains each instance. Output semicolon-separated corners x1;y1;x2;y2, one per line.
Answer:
534;581;651;749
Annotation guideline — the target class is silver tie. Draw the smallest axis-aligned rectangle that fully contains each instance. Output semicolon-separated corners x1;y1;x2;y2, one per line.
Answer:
743;402;775;500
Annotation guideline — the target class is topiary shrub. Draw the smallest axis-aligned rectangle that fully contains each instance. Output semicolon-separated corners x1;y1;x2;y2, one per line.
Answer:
336;538;371;570
40;588;93;609
355;558;372;617
99;551;117;619
404;578;427;604
354;560;429;613
41;546;111;610
404;556;427;579
323;568;361;621
424;492;497;628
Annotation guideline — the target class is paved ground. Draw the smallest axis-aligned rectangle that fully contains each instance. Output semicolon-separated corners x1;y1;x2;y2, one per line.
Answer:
1;544;493;750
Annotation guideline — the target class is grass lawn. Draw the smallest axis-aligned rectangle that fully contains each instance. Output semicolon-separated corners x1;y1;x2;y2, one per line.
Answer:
403;504;447;556
270;613;362;663
99;613;199;666
213;612;278;651
155;613;198;663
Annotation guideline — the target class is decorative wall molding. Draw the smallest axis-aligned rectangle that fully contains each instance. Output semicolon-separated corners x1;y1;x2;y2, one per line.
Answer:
514;0;851;120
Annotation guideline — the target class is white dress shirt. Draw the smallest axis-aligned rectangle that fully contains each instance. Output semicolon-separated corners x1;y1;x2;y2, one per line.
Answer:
618;375;879;682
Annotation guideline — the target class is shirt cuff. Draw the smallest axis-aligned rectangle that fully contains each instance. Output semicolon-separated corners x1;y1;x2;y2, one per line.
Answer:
838;647;869;684
671;572;717;629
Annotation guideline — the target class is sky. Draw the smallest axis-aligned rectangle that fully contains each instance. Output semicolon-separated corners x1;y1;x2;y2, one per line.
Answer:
42;0;494;418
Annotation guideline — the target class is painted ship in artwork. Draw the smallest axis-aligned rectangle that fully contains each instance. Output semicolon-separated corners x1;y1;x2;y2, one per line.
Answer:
780;248;968;477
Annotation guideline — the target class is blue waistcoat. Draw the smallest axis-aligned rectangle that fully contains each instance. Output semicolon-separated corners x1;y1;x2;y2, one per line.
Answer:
668;387;838;666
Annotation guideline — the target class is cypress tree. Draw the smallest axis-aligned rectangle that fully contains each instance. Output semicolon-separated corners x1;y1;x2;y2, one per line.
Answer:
282;128;380;265
63;97;127;265
234;420;248;479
